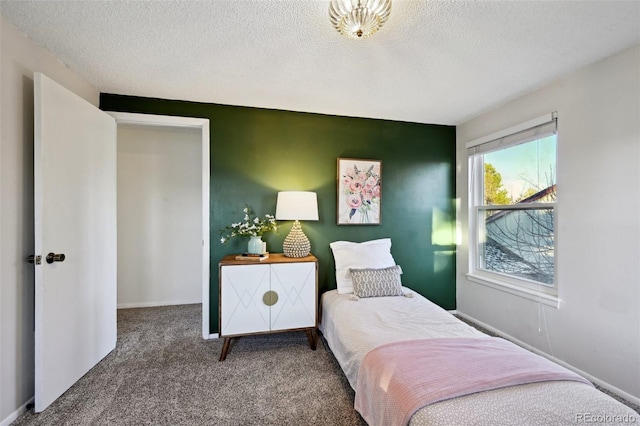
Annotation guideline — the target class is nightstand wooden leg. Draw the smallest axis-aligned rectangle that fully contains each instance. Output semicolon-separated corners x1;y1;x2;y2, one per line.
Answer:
219;337;232;361
305;328;316;350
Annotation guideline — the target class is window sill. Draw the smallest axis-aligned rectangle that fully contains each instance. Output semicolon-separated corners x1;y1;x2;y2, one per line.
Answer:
465;273;560;309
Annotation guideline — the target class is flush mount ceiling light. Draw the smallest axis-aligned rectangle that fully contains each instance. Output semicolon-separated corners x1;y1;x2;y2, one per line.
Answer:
329;0;392;39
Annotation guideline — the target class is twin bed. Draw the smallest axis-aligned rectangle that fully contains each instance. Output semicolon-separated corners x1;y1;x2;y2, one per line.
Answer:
319;238;639;426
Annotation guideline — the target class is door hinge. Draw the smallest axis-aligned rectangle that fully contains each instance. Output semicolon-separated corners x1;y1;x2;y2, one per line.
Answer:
27;255;42;265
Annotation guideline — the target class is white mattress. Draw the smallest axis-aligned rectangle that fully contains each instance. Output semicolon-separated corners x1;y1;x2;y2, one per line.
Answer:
319;288;640;425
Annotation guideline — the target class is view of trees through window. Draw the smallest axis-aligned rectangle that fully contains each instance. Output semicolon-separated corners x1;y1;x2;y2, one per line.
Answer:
484;163;548;205
479;135;557;285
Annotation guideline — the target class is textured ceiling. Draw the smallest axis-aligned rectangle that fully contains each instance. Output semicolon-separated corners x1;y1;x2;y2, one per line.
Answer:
1;0;639;125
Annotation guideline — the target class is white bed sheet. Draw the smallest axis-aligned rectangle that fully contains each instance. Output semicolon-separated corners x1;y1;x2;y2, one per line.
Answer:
319;288;640;425
318;287;486;389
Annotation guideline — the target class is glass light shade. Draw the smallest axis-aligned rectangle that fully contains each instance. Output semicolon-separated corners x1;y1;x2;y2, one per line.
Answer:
329;0;392;39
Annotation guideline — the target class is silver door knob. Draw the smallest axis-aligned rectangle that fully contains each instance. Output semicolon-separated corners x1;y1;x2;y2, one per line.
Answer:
46;253;66;264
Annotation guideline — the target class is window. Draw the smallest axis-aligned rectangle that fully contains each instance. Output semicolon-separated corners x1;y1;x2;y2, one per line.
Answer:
467;113;557;294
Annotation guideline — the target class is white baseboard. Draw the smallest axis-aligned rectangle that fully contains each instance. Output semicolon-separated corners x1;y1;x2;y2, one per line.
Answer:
207;333;219;339
117;299;201;309
1;398;33;426
455;311;640;407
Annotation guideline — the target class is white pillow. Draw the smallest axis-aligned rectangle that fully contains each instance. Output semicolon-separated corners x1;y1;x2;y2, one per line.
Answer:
330;238;396;294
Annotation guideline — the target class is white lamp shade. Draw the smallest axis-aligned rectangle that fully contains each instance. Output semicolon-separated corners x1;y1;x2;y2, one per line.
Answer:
275;191;319;221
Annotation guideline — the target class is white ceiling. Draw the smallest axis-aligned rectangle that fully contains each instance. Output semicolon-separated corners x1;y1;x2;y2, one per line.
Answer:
1;0;639;125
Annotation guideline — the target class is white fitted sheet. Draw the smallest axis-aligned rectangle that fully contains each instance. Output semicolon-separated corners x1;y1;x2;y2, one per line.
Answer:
319;288;486;389
319;288;640;425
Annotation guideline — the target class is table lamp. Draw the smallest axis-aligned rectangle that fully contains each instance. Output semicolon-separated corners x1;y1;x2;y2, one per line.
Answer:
275;191;319;257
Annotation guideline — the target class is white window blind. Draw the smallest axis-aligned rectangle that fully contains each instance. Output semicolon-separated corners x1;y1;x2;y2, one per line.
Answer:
467;112;557;155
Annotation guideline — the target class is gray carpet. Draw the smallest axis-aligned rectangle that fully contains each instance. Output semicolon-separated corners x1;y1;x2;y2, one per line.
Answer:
13;304;638;425
13;304;365;426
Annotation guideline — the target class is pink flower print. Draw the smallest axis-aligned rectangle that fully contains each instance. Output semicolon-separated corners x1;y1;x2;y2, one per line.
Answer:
365;176;377;187
373;185;381;198
346;194;362;209
342;176;352;186
362;187;374;201
350;180;364;193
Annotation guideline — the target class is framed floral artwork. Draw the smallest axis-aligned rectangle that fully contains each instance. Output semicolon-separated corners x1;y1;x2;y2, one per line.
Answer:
337;158;382;225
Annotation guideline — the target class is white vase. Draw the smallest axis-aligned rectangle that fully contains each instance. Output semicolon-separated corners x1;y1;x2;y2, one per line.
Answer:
247;236;264;254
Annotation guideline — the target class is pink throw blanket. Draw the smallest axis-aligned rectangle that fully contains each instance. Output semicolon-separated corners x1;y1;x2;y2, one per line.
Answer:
354;337;592;426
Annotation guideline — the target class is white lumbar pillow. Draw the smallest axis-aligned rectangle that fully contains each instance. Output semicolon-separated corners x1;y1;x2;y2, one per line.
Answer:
329;238;396;294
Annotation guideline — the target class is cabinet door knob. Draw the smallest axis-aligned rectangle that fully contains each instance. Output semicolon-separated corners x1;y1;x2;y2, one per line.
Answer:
263;290;278;306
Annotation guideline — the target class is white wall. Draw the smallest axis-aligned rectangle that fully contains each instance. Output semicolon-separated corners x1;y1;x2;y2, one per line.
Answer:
456;45;640;402
117;124;202;308
0;16;99;425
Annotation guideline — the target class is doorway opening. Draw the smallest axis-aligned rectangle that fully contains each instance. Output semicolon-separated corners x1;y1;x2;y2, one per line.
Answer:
108;112;211;339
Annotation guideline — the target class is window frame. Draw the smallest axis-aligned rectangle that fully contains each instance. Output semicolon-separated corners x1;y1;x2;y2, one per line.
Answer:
466;113;559;303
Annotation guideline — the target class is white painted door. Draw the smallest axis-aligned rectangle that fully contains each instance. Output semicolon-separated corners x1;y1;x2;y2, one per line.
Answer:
220;264;270;336
33;73;117;412
270;262;316;331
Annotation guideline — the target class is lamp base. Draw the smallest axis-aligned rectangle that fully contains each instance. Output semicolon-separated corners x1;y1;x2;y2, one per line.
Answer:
283;220;311;258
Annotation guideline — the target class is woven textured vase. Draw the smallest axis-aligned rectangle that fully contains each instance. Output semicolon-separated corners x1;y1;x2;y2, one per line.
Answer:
282;221;311;258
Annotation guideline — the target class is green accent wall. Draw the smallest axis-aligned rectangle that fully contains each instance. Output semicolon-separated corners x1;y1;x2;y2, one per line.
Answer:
100;94;457;334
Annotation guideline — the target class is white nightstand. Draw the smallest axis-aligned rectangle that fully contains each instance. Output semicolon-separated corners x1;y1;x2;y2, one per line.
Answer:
218;253;318;361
